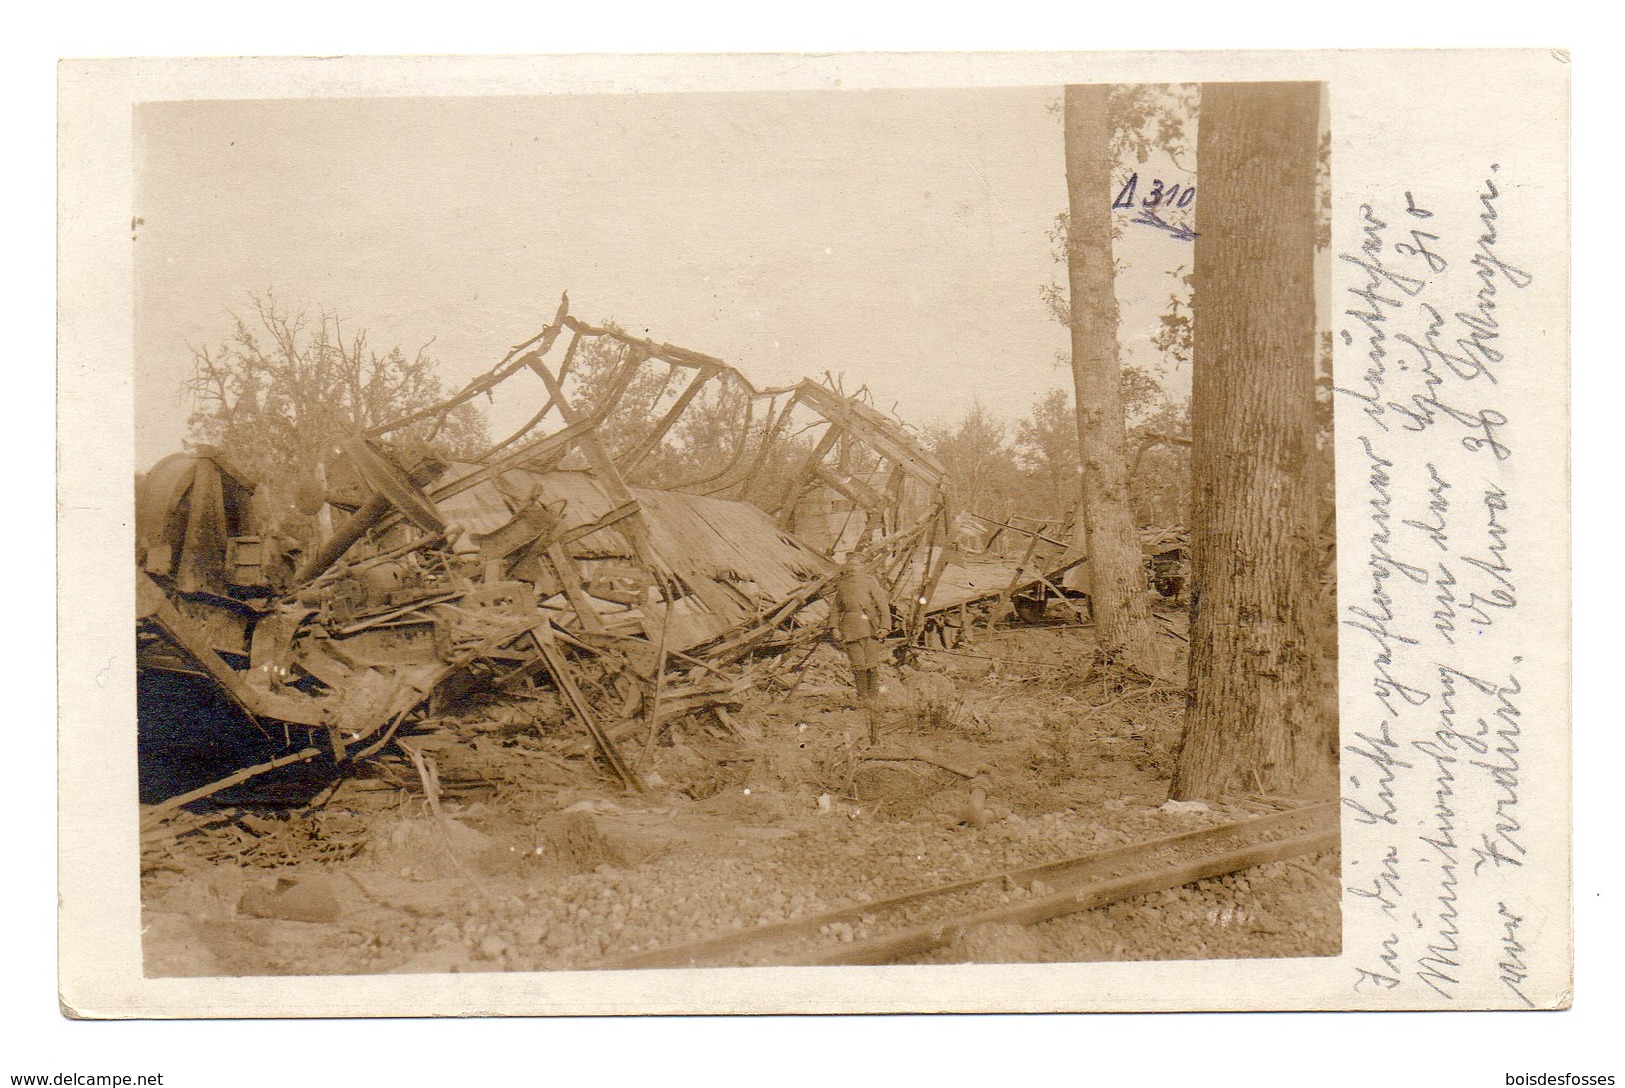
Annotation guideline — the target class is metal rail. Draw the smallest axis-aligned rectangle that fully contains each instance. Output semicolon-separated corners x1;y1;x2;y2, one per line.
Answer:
603;801;1337;970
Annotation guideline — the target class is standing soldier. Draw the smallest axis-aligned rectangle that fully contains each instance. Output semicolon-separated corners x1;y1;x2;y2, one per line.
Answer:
830;550;893;713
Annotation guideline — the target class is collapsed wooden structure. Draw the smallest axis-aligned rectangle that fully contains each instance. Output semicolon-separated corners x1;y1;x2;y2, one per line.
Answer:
136;296;1086;806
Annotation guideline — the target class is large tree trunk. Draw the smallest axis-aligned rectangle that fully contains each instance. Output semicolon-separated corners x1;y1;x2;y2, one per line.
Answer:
1172;81;1335;802
1062;84;1160;674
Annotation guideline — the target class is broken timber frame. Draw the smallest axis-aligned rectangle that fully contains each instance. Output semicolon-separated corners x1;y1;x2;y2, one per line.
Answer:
139;292;1025;809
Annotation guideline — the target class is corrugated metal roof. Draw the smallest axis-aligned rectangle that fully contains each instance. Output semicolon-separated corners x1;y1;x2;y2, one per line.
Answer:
433;463;833;651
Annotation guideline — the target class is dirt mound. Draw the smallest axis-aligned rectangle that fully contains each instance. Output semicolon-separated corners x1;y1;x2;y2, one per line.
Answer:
141;624;1341;978
238;874;345;923
533;810;629;873
694;786;801;825
852;761;955;818
368;815;518;881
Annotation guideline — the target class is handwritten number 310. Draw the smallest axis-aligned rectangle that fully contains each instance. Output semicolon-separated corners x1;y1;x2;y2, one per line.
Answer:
1113;173;1195;211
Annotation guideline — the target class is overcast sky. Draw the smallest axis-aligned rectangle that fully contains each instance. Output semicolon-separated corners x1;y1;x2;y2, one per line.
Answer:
134;88;1193;469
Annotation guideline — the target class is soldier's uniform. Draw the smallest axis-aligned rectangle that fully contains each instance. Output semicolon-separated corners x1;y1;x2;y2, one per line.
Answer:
830;557;892;702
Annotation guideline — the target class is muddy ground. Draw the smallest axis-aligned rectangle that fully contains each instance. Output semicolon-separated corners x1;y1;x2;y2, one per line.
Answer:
141;622;1339;976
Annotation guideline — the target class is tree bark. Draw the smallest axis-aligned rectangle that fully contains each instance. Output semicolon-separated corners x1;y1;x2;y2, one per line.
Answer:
1172;81;1335;802
1062;84;1160;673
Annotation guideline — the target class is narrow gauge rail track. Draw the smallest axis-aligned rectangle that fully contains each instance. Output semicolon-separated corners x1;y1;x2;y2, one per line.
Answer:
605;801;1337;969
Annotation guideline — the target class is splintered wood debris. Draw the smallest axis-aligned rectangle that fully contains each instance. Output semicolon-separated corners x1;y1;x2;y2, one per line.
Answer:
136;295;1088;809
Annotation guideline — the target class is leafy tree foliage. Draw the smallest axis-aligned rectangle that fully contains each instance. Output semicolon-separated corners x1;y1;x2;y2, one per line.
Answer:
923;399;1023;521
1033;85;1199;553
914;389;1191;537
1110;84;1199;171
1150;265;1195;371
185;293;488;491
1013;388;1080;520
1127;399;1191;527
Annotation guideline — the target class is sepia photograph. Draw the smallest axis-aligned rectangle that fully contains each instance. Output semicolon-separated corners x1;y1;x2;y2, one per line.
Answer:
55;49;1572;1022
129;80;1341;978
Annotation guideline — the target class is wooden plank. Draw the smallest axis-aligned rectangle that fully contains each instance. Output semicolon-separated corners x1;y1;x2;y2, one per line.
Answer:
771;419;845;516
967;512;1074;551
425;420;592;506
732;390;798;506
794;382;947;482
546;544;608;636
634;597;671;773
812;465;885;511
988;529;1044;632
535;635;640;790
365;295;571;439
905;513;953;636
524;353;675;591
554;499;642;548
138;574;325;728
697;571;841;661
146;746;328;816
563;315;733;373
523;354;759;641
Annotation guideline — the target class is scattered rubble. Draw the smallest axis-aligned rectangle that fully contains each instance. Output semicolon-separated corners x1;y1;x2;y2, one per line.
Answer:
140;621;1339;975
135;299;1335;977
137;296;1087;810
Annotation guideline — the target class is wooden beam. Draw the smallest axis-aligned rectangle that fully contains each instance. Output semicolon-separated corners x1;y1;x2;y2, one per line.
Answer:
794;382;947;483
365;294;572;439
535;634;640;791
812;465;885;511
988;526;1045;632
562;316;732;373
552;499;642;548
524;353;669;577
727;390;798;505
138;573;325;728
545;543;608;636
771;419;845;517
